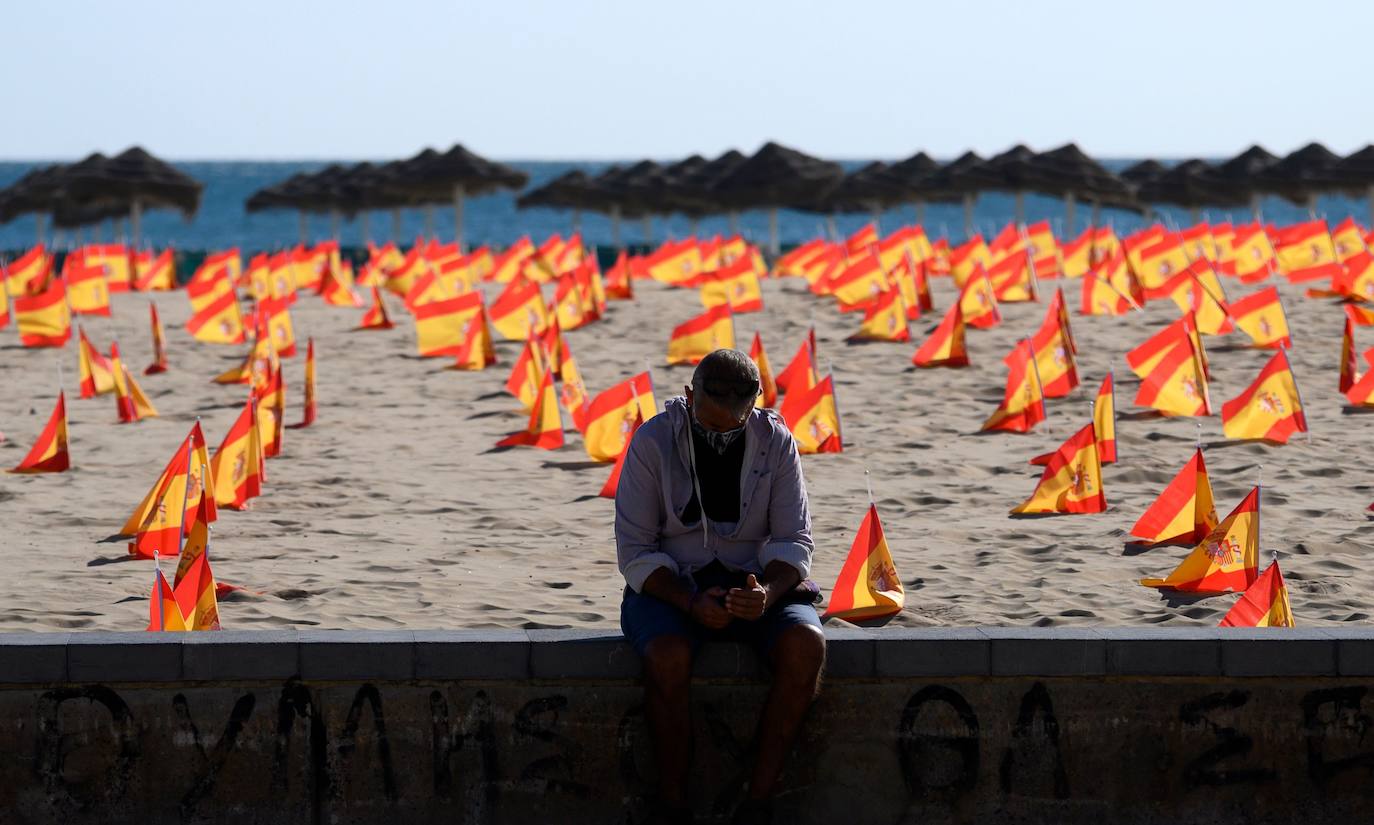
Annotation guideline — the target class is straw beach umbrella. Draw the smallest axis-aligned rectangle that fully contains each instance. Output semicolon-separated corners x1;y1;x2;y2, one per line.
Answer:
0;162;71;243
1211;145;1279;219
1029;143;1137;232
516;169;596;233
1257;142;1346;215
61;147;203;246
710;141;844;255
393;144;528;248
1137;159;1244;221
888;151;943;224
919;150;988;237
1334;145;1374;226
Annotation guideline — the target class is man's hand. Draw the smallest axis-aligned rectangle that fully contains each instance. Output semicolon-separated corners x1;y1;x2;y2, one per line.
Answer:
725;574;768;621
689;587;731;629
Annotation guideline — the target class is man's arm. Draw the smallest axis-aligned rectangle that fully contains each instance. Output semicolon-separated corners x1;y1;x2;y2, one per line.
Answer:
727;432;812;620
614;428;686;593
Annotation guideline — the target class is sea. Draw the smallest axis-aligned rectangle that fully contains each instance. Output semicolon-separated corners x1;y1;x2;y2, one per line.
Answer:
0;160;1368;255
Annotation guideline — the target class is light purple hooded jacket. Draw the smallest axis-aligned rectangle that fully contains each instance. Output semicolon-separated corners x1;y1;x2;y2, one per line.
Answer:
615;396;814;593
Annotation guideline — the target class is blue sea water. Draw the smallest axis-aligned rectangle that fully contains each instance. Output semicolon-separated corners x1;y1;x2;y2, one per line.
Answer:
0;160;1368;254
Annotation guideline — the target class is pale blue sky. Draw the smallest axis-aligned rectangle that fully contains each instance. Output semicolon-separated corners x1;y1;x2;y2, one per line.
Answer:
4;0;1370;161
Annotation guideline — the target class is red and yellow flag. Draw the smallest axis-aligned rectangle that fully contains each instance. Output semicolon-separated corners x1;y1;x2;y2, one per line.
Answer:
186;289;245;345
988;249;1038;302
286;337;316;429
78;326;116;397
111;342;158;423
257;364;286;459
778;373;843;454
1331;217;1366;264
911;301;969;369
8;392;69;474
603;251;635;301
147;566;189;632
489;278;549;341
958;264;1002;329
1130;448;1218;545
666;304;734;365
1094;372;1117;464
552;272;592;330
413;292;482;358
134;250;176;291
749;333;778;408
5;245;52;296
145;302;170;375
1029;297;1077;398
950;235;990;286
487;237;533;284
172;494;221;631
583;372;656;462
700;257;764;314
14;278;71;347
496;366;564;449
1134;328;1211;417
821;503;903;621
122;423;218;558
356;286;395;330
64;257;112;316
645;239;703;286
847;289;909;342
1059;228;1094;279
1219;559;1294;627
1011;422;1105;514
1230;286;1291;349
1221;349;1307;443
452;302;497;371
829;254;890;309
1141;487;1260;593
775;328;818;394
598;406;643;499
1274;220;1341;283
981;340;1046;433
556;340;591;432
211;395;265;511
1223;224;1277;282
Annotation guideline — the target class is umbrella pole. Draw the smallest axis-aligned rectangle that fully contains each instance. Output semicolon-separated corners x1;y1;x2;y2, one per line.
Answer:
35;213;46;247
870;208;882;235
117;215;128;246
361;212;371;245
391;208;401;241
688;216;699;237
1189;206;1200;225
298;212;307;245
572;209;582;235
610;206;622;248
642;215;652;245
728;211;740;236
1368;185;1374;229
962;194;974;238
424;205;435;240
768;208;779;256
330;209;341;242
1064;192;1076;235
453;184;465;249
1307;194;1318;221
914;200;926;227
1090;201;1101;228
1249;194;1262;223
1014;191;1025;226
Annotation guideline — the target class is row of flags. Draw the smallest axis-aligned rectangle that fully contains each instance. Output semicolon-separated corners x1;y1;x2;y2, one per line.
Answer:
9;210;1364;630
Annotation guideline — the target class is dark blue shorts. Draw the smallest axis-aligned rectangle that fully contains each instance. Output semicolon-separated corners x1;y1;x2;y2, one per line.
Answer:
620;584;823;660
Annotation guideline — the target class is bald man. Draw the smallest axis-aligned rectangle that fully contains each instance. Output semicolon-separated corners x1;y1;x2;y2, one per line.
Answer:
615;349;825;825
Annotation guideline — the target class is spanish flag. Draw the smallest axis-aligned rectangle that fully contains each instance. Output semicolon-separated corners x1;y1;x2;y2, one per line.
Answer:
111;342;158;423
1167;261;1233;336
255;363;286;459
356;286;395;331
556;342;591;432
77;326;116;397
452;302;497;371
506;336;549;411
666;304;734;366
0;282;8;328
583;372;656;462
1029;298;1077;398
1024;220;1059;278
700;258;764;314
1339;251;1374;302
145;302;170;375
604;251;635;301
1141;487;1260;593
950;235;990;286
261;294;297;357
135;250;176;291
1274;220;1341;283
1230;287;1291;349
5;244;51;296
553;272;592;330
1094;372;1117;464
1224;224;1277;282
121;424;218;558
318;262;364;308
1134;233;1190;293
775;328;818;394
598;406;643;499
186;289;246;345
646;239;703;286
413;292;481;358
774;239;828;278
210;396;265;510
1011;422;1105;514
1127;316;1210;381
911;301;969;368
497;366;564;449
749;333;778;408
147;565;190;632
893;254;932;320
490;278;548;341
14;277;71;347
186;269;232;311
779;373;842;454
8;392;69;474
488;237;533;284
1059;229;1094;279
1341;313;1360;393
981;340;1046;433
1130;448;1217;545
821;503;903;621
214;322;276;387
286;337;316;429
1221;349;1307;443
1331;217;1366;264
959;264;1002;329
847;289;910;342
829;254;890;309
988;249;1038;303
173;494;221;631
1134;326;1211;417
844;223;879;256
1219;558;1294;627
64;256;112;316
1090;226;1122;265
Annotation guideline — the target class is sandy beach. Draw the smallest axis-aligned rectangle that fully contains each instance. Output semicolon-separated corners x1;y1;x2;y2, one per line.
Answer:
1;269;1370;632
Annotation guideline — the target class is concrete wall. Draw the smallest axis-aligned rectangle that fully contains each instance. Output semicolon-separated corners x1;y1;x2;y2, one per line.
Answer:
3;628;1374;825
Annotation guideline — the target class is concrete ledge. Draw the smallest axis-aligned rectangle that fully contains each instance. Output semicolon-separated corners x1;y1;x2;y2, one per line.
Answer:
0;627;1367;684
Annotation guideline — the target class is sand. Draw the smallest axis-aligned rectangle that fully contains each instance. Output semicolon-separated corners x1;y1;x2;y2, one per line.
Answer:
1;268;1371;632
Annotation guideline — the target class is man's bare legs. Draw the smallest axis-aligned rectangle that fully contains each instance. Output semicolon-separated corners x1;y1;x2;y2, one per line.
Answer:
748;623;825;799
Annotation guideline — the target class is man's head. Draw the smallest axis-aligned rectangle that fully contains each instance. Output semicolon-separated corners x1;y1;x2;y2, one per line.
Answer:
686;349;761;435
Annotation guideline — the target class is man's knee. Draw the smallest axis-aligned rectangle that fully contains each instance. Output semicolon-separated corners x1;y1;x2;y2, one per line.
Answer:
642;635;694;691
772;623;826;683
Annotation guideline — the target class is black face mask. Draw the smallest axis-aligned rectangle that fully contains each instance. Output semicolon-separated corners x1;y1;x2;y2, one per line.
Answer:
690;405;745;455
